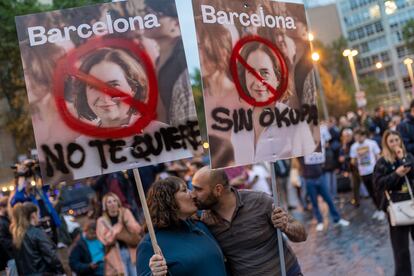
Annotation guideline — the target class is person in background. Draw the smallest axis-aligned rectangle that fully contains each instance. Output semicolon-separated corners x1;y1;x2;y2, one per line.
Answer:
246;163;272;195
134;165;165;195
93;172;140;220
397;99;414;156
0;197;14;276
137;177;227;276
299;158;350;232
350;128;383;220
224;166;248;189
324;118;342;199
373;130;414;276
372;106;390;138
128;165;165;223
339;128;361;207
11;202;64;275
10;167;62;244
274;160;295;210
69;220;104;276
97;192;143;276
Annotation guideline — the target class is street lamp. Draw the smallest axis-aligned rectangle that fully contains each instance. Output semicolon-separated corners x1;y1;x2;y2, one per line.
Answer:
375;61;391;102
404;58;414;98
311;52;320;62
343;49;361;93
308;32;314;42
375;62;383;69
311;51;329;120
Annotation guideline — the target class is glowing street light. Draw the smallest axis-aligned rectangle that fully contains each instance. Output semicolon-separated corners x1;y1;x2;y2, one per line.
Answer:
311;51;329;120
311;52;320;62
404;58;414;98
375;61;391;101
375;62;383;69
343;48;361;94
308;32;314;42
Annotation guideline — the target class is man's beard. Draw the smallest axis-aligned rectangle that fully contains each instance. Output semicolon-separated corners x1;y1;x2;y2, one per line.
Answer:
195;193;219;210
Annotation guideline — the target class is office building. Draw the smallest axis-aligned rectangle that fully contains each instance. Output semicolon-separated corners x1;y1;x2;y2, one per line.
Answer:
336;0;414;106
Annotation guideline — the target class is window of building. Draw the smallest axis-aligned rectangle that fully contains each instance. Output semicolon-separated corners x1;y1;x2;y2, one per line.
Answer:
356;59;363;70
381;51;390;62
357;27;365;39
375;21;384;32
397;46;406;58
403;77;412;88
365;24;375;36
349;30;357;41
360;42;369;53
389;81;397;92
386;66;394;77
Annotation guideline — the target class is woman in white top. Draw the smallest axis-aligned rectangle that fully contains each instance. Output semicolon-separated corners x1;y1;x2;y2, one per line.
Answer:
231;41;316;165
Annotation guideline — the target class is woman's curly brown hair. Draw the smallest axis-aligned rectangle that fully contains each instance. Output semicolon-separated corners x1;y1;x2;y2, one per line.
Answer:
146;176;185;230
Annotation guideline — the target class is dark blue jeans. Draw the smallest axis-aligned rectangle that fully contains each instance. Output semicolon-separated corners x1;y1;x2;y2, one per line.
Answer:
305;176;341;223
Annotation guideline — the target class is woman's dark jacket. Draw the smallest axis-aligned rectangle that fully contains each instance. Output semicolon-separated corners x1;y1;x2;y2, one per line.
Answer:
373;153;414;211
14;226;64;276
0;215;13;271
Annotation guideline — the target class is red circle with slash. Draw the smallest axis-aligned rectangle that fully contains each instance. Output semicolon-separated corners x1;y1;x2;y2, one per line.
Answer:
53;37;158;139
229;35;289;107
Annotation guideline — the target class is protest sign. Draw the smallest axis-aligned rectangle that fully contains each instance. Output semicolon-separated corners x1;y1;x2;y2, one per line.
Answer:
192;0;320;168
16;0;200;182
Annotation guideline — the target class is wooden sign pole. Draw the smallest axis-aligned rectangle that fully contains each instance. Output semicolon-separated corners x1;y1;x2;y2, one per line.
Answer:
132;168;161;255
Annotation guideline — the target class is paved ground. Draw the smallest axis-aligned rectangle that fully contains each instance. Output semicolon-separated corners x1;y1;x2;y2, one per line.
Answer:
289;192;414;276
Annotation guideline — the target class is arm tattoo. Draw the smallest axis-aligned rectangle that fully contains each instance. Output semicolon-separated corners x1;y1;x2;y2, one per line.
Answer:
284;214;307;242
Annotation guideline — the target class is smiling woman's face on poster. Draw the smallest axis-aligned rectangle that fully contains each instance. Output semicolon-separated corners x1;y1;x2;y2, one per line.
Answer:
85;60;135;127
75;48;148;128
245;50;279;103
241;43;281;104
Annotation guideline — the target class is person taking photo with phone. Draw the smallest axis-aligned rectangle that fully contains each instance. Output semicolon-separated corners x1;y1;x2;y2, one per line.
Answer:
374;130;414;276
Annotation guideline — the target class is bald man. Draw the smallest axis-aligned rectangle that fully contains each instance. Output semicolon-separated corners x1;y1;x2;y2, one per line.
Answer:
191;166;306;276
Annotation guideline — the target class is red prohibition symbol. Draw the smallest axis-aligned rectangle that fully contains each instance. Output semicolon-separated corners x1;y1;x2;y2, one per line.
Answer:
229;35;289;107
53;37;158;139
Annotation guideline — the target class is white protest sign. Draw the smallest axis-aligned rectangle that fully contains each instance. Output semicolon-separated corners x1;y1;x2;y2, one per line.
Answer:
16;0;200;182
192;0;320;168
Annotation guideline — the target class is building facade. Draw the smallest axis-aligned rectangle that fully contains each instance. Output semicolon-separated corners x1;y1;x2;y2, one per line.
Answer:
307;3;343;46
336;0;414;107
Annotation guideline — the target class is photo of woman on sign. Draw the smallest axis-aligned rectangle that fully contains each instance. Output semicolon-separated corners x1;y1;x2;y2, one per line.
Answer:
231;41;316;165
70;47;191;179
74;48;148;128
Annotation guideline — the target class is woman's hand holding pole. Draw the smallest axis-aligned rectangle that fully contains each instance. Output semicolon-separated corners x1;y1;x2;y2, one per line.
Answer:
149;254;168;276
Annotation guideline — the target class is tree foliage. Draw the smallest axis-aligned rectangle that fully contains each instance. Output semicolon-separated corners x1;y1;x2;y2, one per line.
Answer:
314;36;352;84
360;77;388;110
403;19;414;54
318;65;353;118
0;0;105;154
190;69;207;142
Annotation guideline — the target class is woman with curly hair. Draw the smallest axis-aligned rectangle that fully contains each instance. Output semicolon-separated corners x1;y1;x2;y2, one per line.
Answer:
136;176;227;276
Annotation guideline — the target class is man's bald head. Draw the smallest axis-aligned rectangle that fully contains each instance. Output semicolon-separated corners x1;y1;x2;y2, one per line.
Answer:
192;166;230;210
194;166;229;189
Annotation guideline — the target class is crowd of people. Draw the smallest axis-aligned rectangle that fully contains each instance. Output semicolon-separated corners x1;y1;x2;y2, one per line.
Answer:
0;100;413;275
